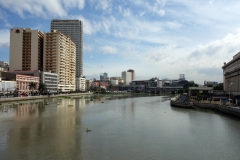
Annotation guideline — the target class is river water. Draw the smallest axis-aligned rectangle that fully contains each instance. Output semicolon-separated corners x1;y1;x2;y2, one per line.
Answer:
0;95;240;160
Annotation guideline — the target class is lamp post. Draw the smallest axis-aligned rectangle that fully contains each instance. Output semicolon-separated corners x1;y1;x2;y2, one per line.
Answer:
229;83;234;104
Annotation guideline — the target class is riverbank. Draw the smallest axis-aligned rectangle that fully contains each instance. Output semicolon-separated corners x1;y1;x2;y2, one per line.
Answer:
0;92;93;104
170;94;240;118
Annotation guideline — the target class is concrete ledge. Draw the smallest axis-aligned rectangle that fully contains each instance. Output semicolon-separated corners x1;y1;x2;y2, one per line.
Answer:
193;102;240;117
0;93;93;103
170;100;193;109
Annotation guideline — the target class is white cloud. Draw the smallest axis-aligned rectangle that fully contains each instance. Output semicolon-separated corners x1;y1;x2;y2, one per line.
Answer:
83;44;92;52
0;0;85;18
0;42;9;48
100;46;117;54
0;29;9;45
62;0;85;10
89;0;112;12
131;0;166;17
188;30;240;62
139;11;145;17
0;9;11;27
118;6;131;17
70;15;101;35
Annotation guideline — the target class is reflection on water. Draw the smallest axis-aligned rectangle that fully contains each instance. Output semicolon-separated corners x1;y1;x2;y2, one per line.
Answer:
0;95;240;160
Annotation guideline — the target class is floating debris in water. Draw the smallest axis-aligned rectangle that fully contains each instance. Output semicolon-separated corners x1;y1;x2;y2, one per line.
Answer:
86;128;92;132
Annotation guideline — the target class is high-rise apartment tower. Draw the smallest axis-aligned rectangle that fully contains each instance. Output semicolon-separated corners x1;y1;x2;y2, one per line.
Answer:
10;28;44;71
43;30;76;92
50;19;83;77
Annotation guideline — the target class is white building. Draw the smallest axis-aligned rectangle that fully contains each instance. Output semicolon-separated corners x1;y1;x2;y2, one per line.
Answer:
0;61;9;71
111;80;118;85
0;81;16;94
51;20;83;79
122;71;132;85
41;71;58;93
5;70;59;93
76;76;86;91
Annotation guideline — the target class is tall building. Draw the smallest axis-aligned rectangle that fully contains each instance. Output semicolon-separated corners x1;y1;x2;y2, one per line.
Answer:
10;28;44;71
50;20;83;77
43;30;76;92
122;71;132;85
100;72;108;80
127;69;135;81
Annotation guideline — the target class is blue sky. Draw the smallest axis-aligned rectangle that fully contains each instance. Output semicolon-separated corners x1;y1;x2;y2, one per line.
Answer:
1;0;240;84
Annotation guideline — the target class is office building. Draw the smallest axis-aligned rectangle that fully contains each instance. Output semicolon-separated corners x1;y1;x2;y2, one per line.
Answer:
43;30;76;92
10;28;44;71
127;69;135;81
222;52;240;95
50;20;83;78
100;72;108;80
122;71;131;85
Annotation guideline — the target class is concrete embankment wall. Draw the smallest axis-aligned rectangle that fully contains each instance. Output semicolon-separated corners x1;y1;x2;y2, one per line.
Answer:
170;101;193;109
193;102;219;110
193;102;240;117
0;93;93;103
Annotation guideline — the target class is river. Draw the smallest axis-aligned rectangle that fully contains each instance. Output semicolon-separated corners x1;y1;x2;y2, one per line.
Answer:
0;94;240;160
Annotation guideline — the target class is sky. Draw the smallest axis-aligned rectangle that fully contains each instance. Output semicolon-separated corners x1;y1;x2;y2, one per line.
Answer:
0;0;240;84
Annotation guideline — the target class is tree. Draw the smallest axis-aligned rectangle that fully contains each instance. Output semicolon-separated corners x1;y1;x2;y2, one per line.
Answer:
29;82;37;95
213;83;223;90
13;88;19;97
183;82;199;89
100;88;106;93
109;84;113;92
178;89;184;94
93;87;98;92
38;83;47;95
197;94;203;102
207;84;213;87
183;82;199;93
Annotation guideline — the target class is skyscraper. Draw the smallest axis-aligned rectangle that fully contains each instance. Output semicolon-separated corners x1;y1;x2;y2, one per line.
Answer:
10;28;44;71
50;20;83;77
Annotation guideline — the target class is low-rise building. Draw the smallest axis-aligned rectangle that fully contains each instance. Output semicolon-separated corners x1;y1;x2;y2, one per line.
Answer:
0;81;16;94
0;61;9;71
5;70;58;94
41;71;58;93
76;76;86;91
1;72;39;95
85;80;93;91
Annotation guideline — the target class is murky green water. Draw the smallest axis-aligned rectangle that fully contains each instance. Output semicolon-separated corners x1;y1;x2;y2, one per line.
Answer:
0;95;240;160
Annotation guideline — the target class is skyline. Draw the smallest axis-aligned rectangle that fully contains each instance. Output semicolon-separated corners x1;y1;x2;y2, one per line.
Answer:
0;0;240;84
